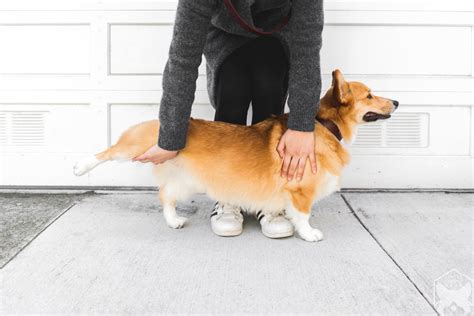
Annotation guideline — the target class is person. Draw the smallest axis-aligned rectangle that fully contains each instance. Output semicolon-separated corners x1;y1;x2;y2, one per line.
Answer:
134;0;324;238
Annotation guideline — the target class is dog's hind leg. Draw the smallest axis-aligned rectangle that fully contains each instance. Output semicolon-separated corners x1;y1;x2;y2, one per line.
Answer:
73;120;159;176
73;144;141;176
73;153;106;176
159;186;187;229
73;145;128;176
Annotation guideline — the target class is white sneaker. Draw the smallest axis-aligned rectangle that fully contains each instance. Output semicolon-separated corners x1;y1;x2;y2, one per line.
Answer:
210;202;244;237
255;210;294;239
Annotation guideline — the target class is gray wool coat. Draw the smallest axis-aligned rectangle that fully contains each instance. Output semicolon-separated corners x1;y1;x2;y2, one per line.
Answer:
158;0;325;151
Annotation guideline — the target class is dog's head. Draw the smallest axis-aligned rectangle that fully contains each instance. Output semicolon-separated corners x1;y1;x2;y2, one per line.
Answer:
320;69;399;126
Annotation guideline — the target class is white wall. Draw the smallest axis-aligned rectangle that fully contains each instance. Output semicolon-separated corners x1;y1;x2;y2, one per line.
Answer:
0;0;473;189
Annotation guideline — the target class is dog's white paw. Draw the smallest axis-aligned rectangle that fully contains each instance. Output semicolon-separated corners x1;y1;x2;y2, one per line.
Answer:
73;156;99;176
73;161;88;176
298;227;324;242
166;216;187;229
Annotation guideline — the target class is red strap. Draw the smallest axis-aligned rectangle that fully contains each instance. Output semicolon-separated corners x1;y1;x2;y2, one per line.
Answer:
223;0;290;36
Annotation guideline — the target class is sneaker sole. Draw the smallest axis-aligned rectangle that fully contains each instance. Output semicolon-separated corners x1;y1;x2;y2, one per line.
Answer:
262;230;294;239
212;228;243;237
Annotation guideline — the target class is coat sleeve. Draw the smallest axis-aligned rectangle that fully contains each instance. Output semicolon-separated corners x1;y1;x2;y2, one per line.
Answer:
286;0;324;132
158;0;216;151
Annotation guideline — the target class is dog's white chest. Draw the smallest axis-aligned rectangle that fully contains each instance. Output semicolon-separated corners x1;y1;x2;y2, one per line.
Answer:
315;173;340;202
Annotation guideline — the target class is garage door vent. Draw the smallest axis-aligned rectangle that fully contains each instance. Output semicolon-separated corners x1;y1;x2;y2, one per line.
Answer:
0;111;47;146
352;112;429;148
0;112;6;144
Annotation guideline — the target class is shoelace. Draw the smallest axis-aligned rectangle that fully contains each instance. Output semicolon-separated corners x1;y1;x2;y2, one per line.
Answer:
256;210;285;223
211;202;243;220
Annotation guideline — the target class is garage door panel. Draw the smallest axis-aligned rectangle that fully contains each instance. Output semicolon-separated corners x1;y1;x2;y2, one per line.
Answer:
109;24;172;75
321;25;472;76
109;24;206;75
349;106;471;156
0;25;90;75
0;104;101;153
342;156;473;189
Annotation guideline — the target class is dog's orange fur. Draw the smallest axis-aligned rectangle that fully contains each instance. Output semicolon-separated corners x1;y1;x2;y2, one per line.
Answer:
76;70;397;241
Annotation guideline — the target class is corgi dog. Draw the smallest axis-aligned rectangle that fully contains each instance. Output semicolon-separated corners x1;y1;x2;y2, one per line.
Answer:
73;70;398;242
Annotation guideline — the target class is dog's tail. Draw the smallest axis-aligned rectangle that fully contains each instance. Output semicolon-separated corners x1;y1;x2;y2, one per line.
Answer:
73;120;159;176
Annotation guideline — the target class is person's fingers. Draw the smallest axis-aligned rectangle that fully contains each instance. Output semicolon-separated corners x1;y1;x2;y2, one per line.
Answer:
281;155;292;178
287;156;299;181
153;156;167;164
276;138;285;158
296;156;306;182
140;157;151;163
133;154;145;162
309;151;317;174
151;155;169;165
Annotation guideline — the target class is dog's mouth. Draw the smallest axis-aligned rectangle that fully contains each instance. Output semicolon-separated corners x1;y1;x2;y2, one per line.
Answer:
363;112;392;122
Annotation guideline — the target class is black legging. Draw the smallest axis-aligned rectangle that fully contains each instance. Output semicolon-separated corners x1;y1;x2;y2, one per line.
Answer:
214;36;289;125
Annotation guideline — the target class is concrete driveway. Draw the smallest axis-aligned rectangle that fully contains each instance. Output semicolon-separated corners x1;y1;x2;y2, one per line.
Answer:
0;191;472;314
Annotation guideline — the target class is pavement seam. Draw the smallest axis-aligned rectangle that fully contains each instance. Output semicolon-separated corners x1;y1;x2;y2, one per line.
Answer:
0;202;78;270
340;194;439;315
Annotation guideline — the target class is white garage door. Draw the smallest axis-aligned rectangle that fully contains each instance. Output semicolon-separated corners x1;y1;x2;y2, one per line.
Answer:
0;0;473;189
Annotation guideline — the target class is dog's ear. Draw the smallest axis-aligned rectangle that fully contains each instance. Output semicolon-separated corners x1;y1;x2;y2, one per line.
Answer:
332;69;351;105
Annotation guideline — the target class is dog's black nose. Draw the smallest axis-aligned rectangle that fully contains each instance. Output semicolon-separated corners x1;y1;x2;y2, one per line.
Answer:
392;100;399;108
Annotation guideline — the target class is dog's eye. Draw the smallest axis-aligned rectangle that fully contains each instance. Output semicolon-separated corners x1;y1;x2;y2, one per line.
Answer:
367;94;373;99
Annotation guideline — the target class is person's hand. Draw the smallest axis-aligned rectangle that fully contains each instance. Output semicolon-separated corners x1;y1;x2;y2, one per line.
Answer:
133;144;178;164
277;129;317;182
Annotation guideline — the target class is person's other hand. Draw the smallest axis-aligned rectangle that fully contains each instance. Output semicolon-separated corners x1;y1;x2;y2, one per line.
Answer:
277;129;317;182
133;144;178;164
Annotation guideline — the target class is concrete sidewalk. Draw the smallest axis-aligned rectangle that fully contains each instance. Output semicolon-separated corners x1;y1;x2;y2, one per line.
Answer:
0;191;472;314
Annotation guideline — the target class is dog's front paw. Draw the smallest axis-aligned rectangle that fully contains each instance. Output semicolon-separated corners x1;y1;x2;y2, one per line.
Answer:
166;216;187;229
297;227;324;242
